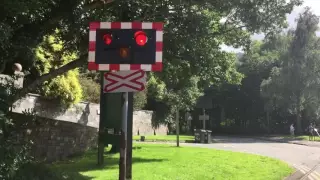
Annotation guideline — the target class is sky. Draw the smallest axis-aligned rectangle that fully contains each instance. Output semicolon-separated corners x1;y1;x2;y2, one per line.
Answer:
222;0;320;52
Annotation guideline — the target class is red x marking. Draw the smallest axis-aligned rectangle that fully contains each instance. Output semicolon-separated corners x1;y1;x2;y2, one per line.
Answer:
104;70;145;92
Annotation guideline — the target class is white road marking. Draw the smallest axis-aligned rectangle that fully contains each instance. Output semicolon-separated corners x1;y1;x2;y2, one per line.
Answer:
293;164;320;180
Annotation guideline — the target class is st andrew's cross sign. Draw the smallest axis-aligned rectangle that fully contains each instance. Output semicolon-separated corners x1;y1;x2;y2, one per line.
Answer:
103;70;146;93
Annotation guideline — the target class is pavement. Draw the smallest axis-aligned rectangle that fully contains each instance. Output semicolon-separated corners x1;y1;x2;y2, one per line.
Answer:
179;136;320;180
253;136;320;148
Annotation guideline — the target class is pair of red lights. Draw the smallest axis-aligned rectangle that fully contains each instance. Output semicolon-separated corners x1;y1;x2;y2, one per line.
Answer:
103;31;148;46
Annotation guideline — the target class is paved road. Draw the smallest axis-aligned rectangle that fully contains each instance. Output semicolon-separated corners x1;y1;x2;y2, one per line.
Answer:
181;136;320;180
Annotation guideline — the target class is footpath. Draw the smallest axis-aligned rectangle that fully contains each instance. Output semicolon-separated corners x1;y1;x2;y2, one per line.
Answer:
252;136;320;148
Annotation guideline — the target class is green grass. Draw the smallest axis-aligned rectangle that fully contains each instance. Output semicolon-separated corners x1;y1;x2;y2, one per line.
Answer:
279;135;320;141
298;135;320;141
51;143;294;180
133;135;194;142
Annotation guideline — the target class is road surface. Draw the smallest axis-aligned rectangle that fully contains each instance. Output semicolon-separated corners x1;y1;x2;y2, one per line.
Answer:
182;136;320;180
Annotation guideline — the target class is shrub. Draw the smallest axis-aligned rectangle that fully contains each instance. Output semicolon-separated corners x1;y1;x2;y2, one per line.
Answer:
35;31;83;107
133;90;147;110
79;76;100;103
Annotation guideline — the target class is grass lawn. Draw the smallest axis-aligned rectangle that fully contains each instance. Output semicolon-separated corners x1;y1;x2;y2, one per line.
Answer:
299;135;320;141
51;143;294;180
133;135;194;141
279;135;320;141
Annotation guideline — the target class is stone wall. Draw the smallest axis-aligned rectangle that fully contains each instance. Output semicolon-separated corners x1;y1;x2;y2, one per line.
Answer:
10;94;168;161
133;110;168;135
11;114;98;162
12;94;100;129
12;93;168;136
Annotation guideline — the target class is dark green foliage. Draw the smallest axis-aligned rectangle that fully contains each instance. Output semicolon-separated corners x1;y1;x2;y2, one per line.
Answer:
133;90;147;111
0;0;303;133
198;8;320;135
0;139;33;180
261;8;320;133
0;75;34;179
0;0;302;120
79;76;100;104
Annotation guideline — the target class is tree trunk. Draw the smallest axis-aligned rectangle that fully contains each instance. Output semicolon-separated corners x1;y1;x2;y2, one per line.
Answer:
220;106;225;125
266;111;270;134
14;55;86;102
296;95;302;134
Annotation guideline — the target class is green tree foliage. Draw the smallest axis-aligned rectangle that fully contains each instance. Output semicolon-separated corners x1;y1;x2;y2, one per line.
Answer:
198;33;293;134
0;0;301;94
261;8;320;134
198;8;320;135
35;32;82;106
0;0;302;122
0;75;33;179
133;90;147;111
78;76;100;104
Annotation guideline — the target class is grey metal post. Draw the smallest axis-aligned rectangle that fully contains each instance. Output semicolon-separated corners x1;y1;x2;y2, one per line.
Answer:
119;92;128;180
97;72;105;166
126;92;133;180
176;109;180;147
203;109;206;130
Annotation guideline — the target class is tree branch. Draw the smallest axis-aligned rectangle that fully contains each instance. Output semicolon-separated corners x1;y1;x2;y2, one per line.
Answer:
0;60;7;74
14;53;88;102
83;0;114;11
12;0;115;44
211;25;246;37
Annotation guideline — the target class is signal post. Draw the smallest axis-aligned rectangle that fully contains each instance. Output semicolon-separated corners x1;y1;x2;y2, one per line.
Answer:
87;22;164;180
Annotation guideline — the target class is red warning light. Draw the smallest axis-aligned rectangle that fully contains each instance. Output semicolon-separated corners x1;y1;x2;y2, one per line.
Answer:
103;34;112;45
134;31;148;46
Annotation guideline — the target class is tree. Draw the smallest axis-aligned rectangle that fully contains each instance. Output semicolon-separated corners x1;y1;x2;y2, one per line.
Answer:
79;76;100;103
0;0;302;124
133;90;147;111
0;0;300;93
261;8;320;134
199;33;293;134
34;32;83;107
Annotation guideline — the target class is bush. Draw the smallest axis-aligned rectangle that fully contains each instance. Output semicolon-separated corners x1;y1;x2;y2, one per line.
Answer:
133;90;147;110
42;70;83;107
35;32;83;107
0;75;35;180
0;139;33;180
79;76;100;103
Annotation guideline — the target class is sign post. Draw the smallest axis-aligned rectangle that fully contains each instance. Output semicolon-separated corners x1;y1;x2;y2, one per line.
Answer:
126;92;133;180
176;109;179;147
199;109;209;129
119;92;128;180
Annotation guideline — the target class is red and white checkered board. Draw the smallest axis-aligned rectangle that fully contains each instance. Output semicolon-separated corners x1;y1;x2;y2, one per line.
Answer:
88;22;163;72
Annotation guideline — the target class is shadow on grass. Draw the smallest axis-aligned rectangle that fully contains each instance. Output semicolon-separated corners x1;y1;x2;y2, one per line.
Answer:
52;149;168;179
14;163;94;180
